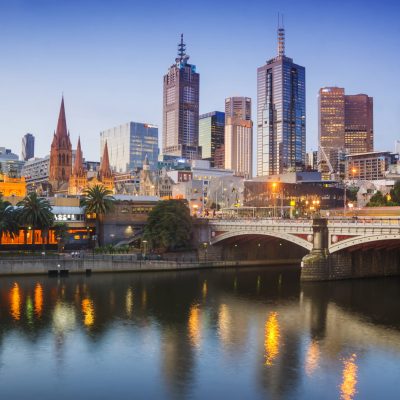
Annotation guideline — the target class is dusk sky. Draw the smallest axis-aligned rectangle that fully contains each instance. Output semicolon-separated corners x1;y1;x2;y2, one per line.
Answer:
0;0;399;162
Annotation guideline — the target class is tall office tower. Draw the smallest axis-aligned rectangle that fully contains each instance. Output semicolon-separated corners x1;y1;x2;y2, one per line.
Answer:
224;97;253;178
21;133;35;161
199;111;225;167
257;23;306;176
344;94;373;154
318;87;345;178
100;122;158;173
49;97;72;186
162;34;201;160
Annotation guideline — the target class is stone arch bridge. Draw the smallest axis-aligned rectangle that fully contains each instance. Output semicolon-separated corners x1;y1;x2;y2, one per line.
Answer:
201;217;400;281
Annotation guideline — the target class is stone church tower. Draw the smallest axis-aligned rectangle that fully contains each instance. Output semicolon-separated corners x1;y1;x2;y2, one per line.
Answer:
49;97;72;191
68;137;87;195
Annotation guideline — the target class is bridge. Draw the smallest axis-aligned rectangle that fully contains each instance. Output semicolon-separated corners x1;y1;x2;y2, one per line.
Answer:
200;216;400;281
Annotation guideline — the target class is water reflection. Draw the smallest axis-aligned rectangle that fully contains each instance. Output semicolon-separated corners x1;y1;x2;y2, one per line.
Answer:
10;282;21;320
264;312;280;366
0;269;398;399
340;354;358;400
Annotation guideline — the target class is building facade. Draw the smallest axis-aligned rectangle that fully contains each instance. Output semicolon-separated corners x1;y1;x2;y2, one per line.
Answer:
49;97;72;191
344;94;373;154
199;111;225;167
345;151;397;181
162;35;201;160
100;122;158;173
224;97;253;178
21;133;35;161
257;25;306;176
0;147;24;177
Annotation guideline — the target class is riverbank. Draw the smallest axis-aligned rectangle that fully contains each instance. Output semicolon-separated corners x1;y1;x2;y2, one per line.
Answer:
0;255;301;276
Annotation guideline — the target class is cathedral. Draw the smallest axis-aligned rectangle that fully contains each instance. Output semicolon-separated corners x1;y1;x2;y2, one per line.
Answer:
49;97;114;195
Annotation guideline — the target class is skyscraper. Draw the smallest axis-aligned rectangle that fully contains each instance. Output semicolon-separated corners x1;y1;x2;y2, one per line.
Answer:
199;111;225;167
49;97;72;188
162;34;201;160
318;87;373;179
21;133;35;161
344;94;373;154
100;122;158;173
257;23;306;176
224;97;253;178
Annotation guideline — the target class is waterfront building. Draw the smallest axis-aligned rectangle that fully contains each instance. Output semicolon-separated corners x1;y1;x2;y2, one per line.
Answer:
318;87;373;179
257;23;306;176
100;122;158;173
345;94;373;154
199;111;225;167
21;133;35;161
162;34;201;160
345;151;397;181
49;97;72;192
224;97;253;178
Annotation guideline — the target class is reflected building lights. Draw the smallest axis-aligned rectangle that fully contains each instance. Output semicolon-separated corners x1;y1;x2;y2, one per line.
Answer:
340;354;358;400
52;301;76;333
202;281;207;300
218;304;231;345
10;283;21;321
141;288;147;308
34;283;43;317
81;298;95;327
188;304;201;348
126;287;133;317
26;295;34;324
264;312;280;366
305;340;320;376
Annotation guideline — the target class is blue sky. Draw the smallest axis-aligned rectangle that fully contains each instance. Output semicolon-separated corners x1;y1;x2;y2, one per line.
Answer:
0;0;399;162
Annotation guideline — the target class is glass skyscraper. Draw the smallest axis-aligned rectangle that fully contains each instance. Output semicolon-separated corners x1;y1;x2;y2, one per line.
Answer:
162;34;201;160
199;111;225;167
257;25;306;176
21;133;35;161
100;122;158;173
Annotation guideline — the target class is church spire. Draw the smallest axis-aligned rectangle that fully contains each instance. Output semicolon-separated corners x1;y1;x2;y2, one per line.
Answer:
73;137;85;176
56;96;68;139
99;141;112;178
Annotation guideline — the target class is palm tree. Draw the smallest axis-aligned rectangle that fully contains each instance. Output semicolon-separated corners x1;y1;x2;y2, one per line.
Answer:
17;193;54;246
0;195;19;245
80;185;114;246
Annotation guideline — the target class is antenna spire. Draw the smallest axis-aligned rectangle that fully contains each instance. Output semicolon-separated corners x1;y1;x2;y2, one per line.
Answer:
178;33;186;60
277;13;285;57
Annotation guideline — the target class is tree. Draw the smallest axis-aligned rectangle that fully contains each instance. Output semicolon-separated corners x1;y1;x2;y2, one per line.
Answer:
16;192;54;246
80;185;115;246
366;191;387;207
0;195;19;245
53;222;69;252
143;199;192;252
389;181;400;204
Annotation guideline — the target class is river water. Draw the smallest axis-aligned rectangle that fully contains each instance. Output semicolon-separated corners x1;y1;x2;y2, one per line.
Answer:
0;266;399;400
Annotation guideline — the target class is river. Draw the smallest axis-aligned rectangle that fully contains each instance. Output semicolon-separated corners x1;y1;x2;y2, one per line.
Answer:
0;266;399;399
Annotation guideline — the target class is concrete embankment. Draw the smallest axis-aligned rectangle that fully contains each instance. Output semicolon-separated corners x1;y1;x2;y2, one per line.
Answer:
0;256;301;276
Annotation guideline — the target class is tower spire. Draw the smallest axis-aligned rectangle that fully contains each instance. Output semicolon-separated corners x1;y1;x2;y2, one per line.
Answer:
73;137;85;176
100;141;112;179
277;13;285;58
176;33;189;63
56;96;68;139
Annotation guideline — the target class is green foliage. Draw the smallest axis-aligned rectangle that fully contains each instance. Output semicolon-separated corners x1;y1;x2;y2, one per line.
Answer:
143;200;192;252
53;222;69;243
366;182;400;207
16;193;54;231
0;195;19;244
366;191;389;207
80;185;115;215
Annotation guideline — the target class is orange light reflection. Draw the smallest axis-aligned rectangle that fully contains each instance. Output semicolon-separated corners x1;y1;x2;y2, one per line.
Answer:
34;283;43;317
10;283;21;320
81;298;95;326
264;312;280;366
340;354;358;400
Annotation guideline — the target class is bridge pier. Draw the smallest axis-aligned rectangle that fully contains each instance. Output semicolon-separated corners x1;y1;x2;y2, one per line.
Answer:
301;218;352;281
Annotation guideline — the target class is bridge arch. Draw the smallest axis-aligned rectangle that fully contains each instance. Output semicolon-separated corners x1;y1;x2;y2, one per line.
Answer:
211;230;313;251
329;234;400;253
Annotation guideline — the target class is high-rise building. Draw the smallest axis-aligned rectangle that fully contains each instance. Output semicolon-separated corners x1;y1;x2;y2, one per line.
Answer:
199;111;225;167
257;23;306;176
224;97;253;178
318;87;373;179
344;94;373;154
21;133;35;161
162;34;201;160
100;122;158;173
49;97;72;189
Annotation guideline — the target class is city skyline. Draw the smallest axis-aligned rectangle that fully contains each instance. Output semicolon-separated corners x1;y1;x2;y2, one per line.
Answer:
0;0;399;163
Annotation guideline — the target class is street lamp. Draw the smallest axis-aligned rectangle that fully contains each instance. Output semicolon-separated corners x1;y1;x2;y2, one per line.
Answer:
142;240;148;259
271;182;278;218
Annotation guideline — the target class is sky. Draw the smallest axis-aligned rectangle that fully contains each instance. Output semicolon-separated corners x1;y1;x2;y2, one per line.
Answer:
0;0;399;163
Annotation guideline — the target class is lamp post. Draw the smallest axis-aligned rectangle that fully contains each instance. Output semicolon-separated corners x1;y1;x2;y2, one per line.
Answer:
142;240;148;259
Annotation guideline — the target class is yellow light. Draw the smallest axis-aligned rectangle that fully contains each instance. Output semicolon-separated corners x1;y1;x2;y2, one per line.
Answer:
34;283;43;317
202;281;207;299
81;298;95;326
264;311;280;366
305;341;320;376
188;304;201;348
126;287;133;317
340;354;358;400
218;304;231;345
10;282;21;321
